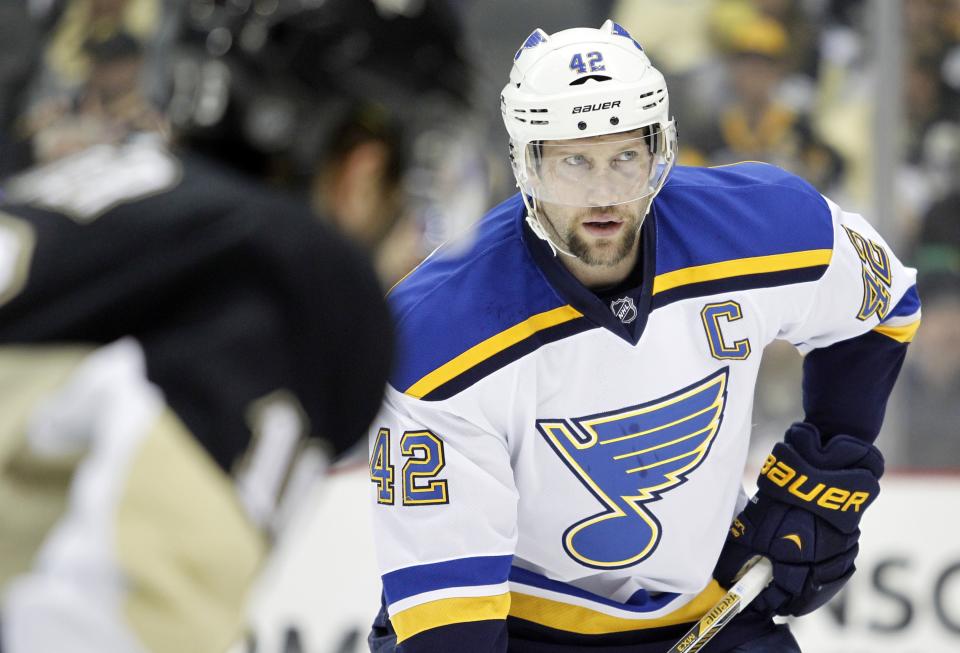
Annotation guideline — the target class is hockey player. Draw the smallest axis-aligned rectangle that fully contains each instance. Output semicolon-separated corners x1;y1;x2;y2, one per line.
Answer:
367;21;920;653
0;3;393;653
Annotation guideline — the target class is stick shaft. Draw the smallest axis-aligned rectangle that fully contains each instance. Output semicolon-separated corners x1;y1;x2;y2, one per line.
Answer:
665;557;773;653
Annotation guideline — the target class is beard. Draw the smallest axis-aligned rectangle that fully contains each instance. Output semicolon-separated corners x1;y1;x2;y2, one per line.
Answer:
563;206;644;267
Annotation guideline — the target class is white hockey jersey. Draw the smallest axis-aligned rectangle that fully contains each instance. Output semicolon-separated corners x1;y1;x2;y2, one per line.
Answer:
368;163;920;649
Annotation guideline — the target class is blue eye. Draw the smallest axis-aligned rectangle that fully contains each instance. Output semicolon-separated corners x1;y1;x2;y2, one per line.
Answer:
616;150;639;162
563;154;588;167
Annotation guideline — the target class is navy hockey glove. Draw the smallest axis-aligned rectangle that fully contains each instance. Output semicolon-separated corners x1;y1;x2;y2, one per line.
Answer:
713;422;884;617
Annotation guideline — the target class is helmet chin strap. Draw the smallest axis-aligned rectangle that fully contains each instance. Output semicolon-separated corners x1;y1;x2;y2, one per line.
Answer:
521;192;578;259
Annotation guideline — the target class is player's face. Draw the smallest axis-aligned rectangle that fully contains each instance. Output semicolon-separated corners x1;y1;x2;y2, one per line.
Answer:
534;131;654;266
540;198;648;267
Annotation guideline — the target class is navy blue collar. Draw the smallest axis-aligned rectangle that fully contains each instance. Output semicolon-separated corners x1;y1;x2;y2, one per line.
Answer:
521;208;658;346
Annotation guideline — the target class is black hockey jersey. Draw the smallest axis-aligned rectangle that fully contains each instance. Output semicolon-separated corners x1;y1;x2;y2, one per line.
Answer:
0;136;393;472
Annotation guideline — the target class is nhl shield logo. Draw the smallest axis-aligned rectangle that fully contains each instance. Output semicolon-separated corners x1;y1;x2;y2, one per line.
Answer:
610;297;637;324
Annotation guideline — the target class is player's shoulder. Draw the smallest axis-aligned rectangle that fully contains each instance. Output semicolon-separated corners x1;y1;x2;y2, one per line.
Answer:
663;161;824;196
388;193;527;312
0;141;367;328
650;163;836;307
2;138;314;232
156;152;378;306
656;162;834;259
139;149;320;236
388;193;583;402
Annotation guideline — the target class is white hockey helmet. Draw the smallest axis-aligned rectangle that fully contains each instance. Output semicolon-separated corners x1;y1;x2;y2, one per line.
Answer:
501;20;677;208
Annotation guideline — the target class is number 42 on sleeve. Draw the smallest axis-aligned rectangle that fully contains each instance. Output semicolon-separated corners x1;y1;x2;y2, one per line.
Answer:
370;428;448;506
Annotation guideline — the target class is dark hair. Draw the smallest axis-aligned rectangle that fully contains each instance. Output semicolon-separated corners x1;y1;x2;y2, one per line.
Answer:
324;102;404;186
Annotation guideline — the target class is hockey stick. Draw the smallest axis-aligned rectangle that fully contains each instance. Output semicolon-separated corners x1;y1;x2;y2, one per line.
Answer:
665;557;773;653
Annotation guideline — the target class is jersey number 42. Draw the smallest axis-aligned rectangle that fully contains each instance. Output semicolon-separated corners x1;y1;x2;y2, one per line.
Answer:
370;428;449;506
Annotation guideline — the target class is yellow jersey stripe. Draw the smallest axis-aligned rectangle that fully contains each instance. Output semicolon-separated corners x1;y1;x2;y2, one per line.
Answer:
404;305;584;398
509;581;727;635
873;319;920;343
392;593;511;642
652;249;833;295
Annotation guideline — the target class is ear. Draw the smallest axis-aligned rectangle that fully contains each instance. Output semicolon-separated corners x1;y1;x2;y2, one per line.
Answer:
317;139;394;245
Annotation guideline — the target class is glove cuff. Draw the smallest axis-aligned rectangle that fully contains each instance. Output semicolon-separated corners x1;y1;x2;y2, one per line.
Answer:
757;439;880;533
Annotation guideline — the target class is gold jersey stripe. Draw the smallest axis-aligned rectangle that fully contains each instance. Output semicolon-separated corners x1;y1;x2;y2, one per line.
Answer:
509;581;727;635
652;249;833;295
404;305;584;398
873;319;921;343
392;593;511;642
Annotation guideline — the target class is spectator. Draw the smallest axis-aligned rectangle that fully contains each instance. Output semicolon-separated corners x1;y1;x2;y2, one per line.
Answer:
899;272;960;468
25;32;167;165
689;15;846;195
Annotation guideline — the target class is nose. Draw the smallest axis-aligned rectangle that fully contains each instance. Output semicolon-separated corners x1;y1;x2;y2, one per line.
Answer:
582;166;625;207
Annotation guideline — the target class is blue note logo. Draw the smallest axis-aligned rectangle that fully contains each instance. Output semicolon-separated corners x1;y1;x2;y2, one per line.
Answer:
536;369;729;569
514;29;548;61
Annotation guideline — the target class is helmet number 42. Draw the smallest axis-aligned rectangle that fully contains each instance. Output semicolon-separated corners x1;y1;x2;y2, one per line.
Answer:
570;51;605;74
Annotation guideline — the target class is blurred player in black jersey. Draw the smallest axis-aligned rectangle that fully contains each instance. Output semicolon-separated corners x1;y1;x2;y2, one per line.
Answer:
0;2;398;651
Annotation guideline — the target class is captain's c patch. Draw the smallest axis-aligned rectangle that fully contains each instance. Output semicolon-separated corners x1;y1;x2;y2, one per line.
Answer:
536;369;729;569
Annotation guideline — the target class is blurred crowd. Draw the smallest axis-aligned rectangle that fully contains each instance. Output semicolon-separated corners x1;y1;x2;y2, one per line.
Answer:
1;0;957;467
0;0;488;287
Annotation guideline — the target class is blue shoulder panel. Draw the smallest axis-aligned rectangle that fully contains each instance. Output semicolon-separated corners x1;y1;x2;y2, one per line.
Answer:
884;284;921;319
650;163;835;308
389;194;592;400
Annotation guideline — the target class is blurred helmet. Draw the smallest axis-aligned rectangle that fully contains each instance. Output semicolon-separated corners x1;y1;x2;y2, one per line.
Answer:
500;20;676;209
167;0;470;180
